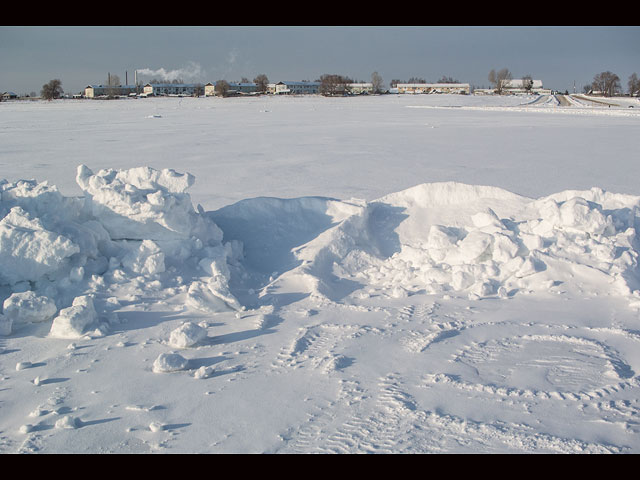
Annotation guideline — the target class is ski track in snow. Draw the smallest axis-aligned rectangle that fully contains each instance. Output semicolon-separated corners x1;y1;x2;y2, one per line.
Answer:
1;95;640;453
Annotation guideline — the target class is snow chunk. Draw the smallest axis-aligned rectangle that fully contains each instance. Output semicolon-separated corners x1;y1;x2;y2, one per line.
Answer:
149;422;164;432
168;322;208;348
193;365;216;379
186;277;243;313
122;239;165;276
0;207;79;285
153;352;189;373
55;415;79;429
49;295;98;339
3;291;57;325
558;197;614;235
76;164;223;243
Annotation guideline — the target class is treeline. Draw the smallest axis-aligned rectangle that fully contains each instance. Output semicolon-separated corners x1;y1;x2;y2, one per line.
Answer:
23;68;640;101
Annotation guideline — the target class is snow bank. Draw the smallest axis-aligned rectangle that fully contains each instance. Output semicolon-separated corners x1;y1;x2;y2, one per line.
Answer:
4;164;640;342
0;165;244;338
284;182;640;306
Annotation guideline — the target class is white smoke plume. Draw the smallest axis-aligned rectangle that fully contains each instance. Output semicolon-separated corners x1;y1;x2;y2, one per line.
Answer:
136;62;205;83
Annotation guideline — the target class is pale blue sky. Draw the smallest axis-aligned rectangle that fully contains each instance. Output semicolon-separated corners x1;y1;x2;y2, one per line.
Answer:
1;26;639;95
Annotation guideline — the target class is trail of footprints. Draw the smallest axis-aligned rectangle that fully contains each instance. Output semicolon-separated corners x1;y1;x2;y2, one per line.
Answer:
272;298;638;452
272;323;376;373
278;372;620;453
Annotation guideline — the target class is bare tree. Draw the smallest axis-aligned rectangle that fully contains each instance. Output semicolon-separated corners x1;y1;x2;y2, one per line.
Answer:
371;71;384;94
390;79;402;88
193;83;204;97
215;80;230;97
628;73;640;96
583;84;592;94
488;68;512;94
318;74;351;96
254;74;269;93
437;76;459;83
407;77;426;84
591;71;621;97
41;79;64;101
521;75;534;93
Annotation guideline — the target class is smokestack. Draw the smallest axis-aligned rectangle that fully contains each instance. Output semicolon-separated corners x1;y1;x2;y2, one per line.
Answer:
126;71;128;85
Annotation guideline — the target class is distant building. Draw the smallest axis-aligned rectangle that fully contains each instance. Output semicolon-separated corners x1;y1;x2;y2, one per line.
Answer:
204;82;258;96
1;92;18;100
204;83;216;96
396;83;470;95
143;83;203;96
347;83;374;94
473;88;495;95
84;85;138;98
230;82;258;95
274;81;321;95
500;79;551;95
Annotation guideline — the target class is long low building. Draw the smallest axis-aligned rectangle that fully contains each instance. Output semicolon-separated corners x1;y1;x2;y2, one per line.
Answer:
143;83;204;96
347;83;374;94
204;82;258;96
273;81;321;95
85;85;139;98
396;83;470;94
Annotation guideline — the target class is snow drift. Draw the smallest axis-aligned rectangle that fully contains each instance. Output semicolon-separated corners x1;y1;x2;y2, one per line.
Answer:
265;182;640;307
0;165;243;338
2;167;640;339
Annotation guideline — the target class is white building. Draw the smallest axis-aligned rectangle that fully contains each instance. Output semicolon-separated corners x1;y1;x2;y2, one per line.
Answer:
204;82;258;96
396;83;470;95
274;81;321;95
347;83;374;94
501;79;550;95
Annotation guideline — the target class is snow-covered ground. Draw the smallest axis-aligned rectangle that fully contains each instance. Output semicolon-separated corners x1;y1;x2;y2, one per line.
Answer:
1;93;640;453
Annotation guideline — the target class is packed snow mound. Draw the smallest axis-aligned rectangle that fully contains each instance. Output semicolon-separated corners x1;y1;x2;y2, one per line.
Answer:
0;165;244;338
76;165;222;242
282;182;640;305
4;165;640;342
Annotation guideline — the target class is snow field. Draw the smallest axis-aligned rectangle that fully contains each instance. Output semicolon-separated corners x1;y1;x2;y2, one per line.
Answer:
1;94;639;453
